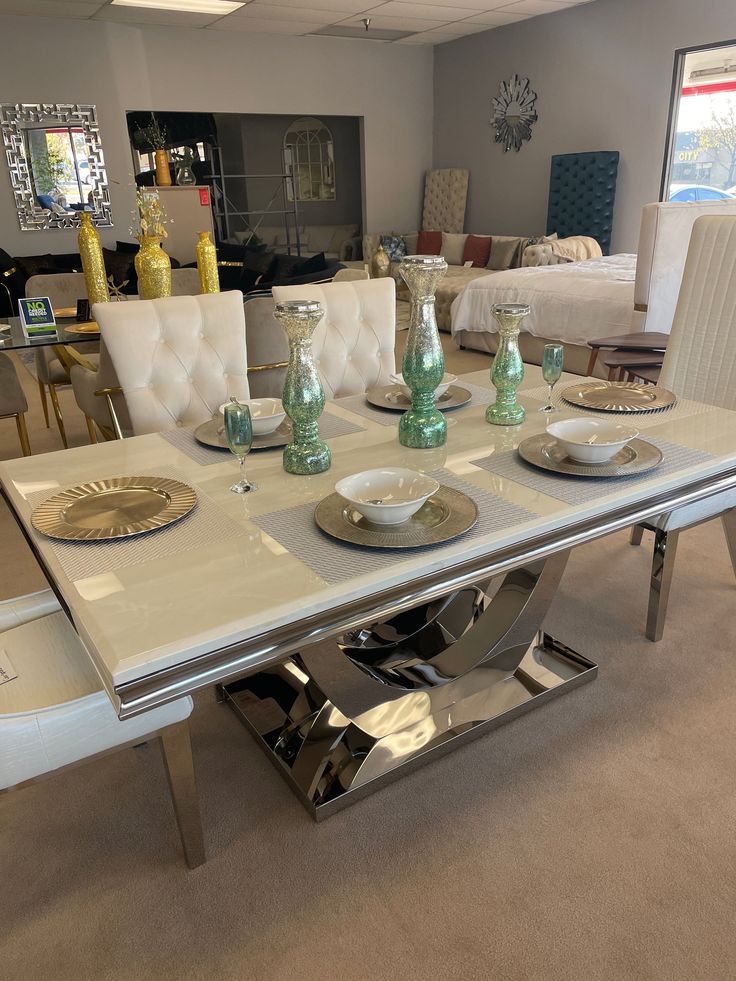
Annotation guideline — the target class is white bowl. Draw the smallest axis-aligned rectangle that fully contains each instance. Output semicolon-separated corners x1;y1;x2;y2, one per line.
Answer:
390;372;457;400
219;398;286;436
335;468;440;525
547;418;639;464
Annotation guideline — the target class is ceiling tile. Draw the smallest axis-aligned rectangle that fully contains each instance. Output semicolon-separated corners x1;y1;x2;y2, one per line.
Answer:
396;0;510;7
234;0;374;10
0;0;106;15
363;1;478;20
207;15;317;30
227;3;353;21
337;13;443;29
93;5;222;26
496;0;575;14
461;9;531;24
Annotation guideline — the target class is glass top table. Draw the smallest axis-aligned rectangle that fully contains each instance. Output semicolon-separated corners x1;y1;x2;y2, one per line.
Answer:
0;316;99;352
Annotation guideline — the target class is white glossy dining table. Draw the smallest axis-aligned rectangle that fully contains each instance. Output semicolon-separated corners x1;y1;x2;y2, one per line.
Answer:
2;367;736;817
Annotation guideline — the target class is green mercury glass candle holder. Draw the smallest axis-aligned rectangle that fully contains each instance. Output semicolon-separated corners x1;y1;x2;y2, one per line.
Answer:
398;255;448;449
274;299;331;475
486;302;529;426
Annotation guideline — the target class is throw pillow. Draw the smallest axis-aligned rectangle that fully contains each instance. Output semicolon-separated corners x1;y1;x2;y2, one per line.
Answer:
297;252;327;275
462;235;491;268
441;232;468;267
487;236;526;271
102;248;137;293
380;234;407;262
116;241;139;253
416;230;441;255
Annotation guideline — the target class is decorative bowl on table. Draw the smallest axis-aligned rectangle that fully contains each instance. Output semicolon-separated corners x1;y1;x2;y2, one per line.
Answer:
547;418;640;464
335;468;440;526
390;372;458;400
219;398;286;436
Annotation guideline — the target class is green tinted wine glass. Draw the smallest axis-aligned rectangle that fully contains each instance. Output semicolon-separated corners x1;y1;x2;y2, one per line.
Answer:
224;398;257;494
540;344;564;413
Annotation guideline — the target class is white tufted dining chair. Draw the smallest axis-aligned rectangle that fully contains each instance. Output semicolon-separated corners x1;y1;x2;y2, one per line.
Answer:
0;589;205;868
271;278;396;399
88;290;249;437
630;215;736;640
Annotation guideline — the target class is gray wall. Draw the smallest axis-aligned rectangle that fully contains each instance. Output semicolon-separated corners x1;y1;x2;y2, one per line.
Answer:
0;14;432;258
433;0;736;253
239;114;362;228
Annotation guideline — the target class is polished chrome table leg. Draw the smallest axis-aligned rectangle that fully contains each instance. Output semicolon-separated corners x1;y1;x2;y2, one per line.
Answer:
630;524;644;546
722;510;736;578
159;720;206;869
646;528;680;643
222;552;597;819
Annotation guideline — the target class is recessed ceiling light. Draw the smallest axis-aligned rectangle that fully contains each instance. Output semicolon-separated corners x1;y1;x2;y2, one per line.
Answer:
111;0;245;14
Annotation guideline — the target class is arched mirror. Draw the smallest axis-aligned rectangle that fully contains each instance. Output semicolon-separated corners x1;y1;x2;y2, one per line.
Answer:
284;117;336;202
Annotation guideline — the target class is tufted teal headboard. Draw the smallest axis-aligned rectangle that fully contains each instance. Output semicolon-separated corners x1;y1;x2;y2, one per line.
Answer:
546;151;619;255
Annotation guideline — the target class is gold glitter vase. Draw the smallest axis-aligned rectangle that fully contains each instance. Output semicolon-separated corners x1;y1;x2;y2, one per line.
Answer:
135;236;172;300
371;242;391;279
196;231;219;294
78;211;109;307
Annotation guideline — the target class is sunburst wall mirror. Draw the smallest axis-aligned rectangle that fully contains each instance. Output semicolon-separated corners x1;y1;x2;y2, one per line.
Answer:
491;75;538;153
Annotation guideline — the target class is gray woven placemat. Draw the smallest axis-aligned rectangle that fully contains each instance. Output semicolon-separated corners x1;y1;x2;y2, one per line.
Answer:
522;382;716;431
26;468;245;581
252;469;537;586
337;381;497;428
159;410;365;467
469;436;715;507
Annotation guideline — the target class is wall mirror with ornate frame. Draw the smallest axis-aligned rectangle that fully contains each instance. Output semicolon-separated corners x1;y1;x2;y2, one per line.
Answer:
0;103;113;231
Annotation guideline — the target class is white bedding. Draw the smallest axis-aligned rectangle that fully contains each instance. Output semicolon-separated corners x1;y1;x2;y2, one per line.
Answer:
451;254;637;347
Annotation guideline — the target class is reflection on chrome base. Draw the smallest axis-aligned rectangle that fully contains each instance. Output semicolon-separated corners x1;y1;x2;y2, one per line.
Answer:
222;557;597;820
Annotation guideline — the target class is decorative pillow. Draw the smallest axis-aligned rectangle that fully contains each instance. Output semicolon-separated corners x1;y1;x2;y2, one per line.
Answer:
116;240;139;254
297;252;327;275
416;230;441;255
102;248;137;293
487;236;527;271
462;235;491;268
380;234;407;262
441;232;468;266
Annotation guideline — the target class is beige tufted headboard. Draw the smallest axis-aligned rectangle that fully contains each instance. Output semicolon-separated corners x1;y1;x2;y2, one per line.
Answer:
422;169;469;234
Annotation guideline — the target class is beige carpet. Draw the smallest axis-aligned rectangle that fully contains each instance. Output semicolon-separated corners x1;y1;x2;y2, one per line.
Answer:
2;345;736;981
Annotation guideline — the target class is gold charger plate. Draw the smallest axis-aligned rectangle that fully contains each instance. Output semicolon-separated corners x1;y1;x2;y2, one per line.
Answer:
366;384;472;413
561;380;676;413
64;321;100;335
194;417;292;451
31;476;197;541
518;434;663;478
53;306;78;319
314;485;478;549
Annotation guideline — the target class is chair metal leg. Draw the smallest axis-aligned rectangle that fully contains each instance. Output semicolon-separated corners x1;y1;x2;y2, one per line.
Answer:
722;510;736;579
646;528;679;642
15;413;31;456
84;414;98;444
159;720;206;869
37;379;50;428
630;524;644;546
47;383;68;449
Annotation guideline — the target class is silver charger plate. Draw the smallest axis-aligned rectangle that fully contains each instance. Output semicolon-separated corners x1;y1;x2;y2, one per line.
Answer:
194;417;292;451
314;485;478;549
31;476;197;541
366;384;472;413
561;380;676;413
518;433;663;478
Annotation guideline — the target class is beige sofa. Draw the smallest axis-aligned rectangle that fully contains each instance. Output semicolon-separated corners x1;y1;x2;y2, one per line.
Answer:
229;224;360;262
363;231;601;330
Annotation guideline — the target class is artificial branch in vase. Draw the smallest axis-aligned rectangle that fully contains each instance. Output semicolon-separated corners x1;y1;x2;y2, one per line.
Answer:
140;112;172;187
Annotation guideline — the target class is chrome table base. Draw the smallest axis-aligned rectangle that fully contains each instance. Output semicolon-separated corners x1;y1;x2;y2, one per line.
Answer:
221;554;597;821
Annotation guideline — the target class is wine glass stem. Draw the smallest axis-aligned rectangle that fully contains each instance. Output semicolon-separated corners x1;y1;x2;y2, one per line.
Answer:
240;457;246;484
548;382;554;405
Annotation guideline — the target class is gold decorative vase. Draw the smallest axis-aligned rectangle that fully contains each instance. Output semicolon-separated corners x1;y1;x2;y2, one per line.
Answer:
78;211;109;307
371;243;391;279
135;236;172;300
154;149;172;187
196;231;219;294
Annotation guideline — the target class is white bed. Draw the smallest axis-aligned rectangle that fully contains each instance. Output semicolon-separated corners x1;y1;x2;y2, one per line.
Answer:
451;254;637;349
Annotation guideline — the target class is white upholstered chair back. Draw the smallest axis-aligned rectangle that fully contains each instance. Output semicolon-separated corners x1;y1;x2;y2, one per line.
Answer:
271;278;396;399
659;216;736;410
94;291;249;435
633;200;736;333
